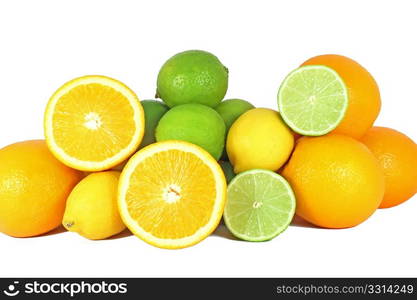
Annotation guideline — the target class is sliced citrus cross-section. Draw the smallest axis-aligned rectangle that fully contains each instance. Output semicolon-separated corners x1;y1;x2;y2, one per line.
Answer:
224;169;296;242
44;75;144;171
118;140;227;249
277;65;349;136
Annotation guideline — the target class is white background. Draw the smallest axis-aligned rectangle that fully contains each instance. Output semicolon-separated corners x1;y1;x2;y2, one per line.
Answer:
0;0;416;277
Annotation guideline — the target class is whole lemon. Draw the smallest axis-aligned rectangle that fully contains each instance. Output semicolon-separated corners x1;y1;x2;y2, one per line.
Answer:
226;108;294;173
302;54;381;139
282;134;385;228
0;140;83;237
62;171;126;240
361;127;417;208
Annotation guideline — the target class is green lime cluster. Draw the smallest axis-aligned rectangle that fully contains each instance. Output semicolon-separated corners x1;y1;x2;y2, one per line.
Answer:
140;50;254;163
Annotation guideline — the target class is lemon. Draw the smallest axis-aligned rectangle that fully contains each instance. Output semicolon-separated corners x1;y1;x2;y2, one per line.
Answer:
63;171;126;240
226;108;294;173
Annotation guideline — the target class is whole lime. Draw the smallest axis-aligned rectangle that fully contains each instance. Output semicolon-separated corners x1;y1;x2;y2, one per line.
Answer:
215;99;254;131
156;50;228;108
156;103;226;159
140;100;169;148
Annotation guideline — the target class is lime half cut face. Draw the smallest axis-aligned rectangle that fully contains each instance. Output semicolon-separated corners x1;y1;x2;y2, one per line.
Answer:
277;65;349;136
223;169;296;242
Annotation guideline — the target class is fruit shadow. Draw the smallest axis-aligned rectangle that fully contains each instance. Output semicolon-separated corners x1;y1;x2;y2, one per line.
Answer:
107;229;132;240
290;215;321;229
42;227;132;240
212;220;240;241
41;225;67;236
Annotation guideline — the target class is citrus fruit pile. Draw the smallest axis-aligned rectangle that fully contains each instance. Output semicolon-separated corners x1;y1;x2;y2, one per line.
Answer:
0;50;416;249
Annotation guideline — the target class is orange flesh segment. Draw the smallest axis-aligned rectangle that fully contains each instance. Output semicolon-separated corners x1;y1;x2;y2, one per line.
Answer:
52;83;137;161
125;149;216;239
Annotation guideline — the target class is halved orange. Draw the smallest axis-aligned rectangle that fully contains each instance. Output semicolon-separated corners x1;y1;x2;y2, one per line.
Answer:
44;75;144;171
118;140;227;249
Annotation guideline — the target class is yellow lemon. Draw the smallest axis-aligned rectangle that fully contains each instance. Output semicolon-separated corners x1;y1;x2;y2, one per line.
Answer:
118;140;226;249
63;171;126;240
226;108;294;173
44;75;145;171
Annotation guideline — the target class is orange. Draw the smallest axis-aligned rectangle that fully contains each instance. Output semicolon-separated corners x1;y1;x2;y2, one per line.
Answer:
118;140;226;249
361;126;417;208
44;75;145;171
282;134;384;228
0;140;83;237
302;55;381;139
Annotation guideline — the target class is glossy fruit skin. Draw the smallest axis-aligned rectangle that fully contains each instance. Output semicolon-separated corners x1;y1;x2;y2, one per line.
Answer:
140;100;169;148
226;108;294;173
156;103;226;160
215;99;255;160
0;140;83;237
215;99;255;131
156;50;228;108
361;127;417;208
63;171;125;240
282;134;385;228
302;54;381;139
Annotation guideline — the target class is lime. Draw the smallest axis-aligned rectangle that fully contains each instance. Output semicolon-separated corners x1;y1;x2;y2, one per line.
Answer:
140;100;169;148
215;99;254;131
156;50;228;108
219;160;235;183
215;99;255;160
224;169;296;242
277;65;348;136
155;103;226;160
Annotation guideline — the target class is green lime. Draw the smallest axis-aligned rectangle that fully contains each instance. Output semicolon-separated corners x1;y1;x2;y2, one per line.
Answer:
224;169;296;242
215;99;255;160
215;99;255;131
140;100;169;148
277;65;348;136
219;161;235;183
155;103;226;159
156;50;228;108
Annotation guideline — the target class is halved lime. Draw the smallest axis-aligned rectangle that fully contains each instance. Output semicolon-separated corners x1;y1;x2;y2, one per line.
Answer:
277;65;348;136
223;169;296;242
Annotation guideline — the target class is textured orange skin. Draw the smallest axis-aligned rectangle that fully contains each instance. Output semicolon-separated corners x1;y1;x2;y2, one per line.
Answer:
282;134;385;228
0;140;83;237
361;127;417;208
302;55;381;139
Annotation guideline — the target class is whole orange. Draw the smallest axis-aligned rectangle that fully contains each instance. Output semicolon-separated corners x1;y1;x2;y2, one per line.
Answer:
361;127;417;208
0;140;83;237
282;134;384;228
301;55;381;139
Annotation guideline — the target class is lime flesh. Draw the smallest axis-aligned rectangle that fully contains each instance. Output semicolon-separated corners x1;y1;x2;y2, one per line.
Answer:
223;169;296;242
277;65;348;136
